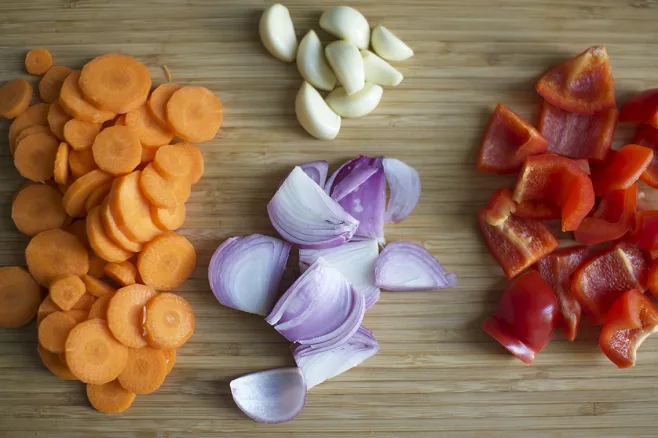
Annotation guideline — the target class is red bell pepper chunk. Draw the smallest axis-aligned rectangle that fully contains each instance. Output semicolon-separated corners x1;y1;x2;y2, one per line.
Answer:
512;154;595;232
648;264;658;298
537;100;617;160
574;159;590;175
477;188;558;279
477;103;548;174
514;199;561;221
535;46;615;115
619;89;658;125
633;124;658;188
571;241;650;325
591;144;654;195
482;270;558;365
574;184;637;245
630;210;658;251
599;289;658;368
536;246;589;341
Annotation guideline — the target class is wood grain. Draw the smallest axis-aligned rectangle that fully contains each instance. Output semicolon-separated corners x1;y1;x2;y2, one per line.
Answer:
1;0;658;436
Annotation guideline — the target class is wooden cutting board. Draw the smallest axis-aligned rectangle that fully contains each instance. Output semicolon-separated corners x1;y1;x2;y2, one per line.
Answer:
1;0;657;436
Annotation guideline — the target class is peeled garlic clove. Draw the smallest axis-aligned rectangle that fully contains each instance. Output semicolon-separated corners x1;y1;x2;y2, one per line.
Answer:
296;82;341;140
297;30;337;91
319;6;370;50
371;26;414;62
325;41;365;96
326;83;383;118
361;50;403;87
259;4;298;63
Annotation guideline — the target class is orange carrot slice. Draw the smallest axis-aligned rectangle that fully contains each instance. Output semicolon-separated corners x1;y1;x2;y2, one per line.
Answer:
143;292;195;349
14;125;55;156
87;380;136;414
151;203;186;231
25;229;89;287
84;181;112;213
139;163;191;208
68;148;98;178
137;232;196;290
72;292;95;311
49;274;86;311
88;254;106;278
66;219;89;248
38;343;77;380
88;292;114;320
8;103;50;153
125;104;174;147
48;102;71;141
140;144;161;164
0;266;42;328
39;311;77;353
54;141;70;185
100;201;144;253
118;347;167;394
60;71;116;123
14;133;59;182
63;119;101;151
81;274;115;298
176;142;204;184
91;125;142;175
64;309;89;323
11;183;67;236
38;295;61;325
0;78;33;119
25;48;53;76
104;261;137;287
63;169;113;218
107;284;157;348
148;83;182;127
153;144;194;180
109;171;162;243
163;349;176;375
40;65;72;104
86;206;134;263
166;86;222;142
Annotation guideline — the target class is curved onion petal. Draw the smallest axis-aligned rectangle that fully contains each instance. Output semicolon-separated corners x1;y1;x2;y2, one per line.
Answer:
299;160;329;187
383;158;421;223
266;258;365;350
268;166;359;249
208;234;291;316
293;326;379;390
299;240;381;309
230;368;306;424
375;241;457;291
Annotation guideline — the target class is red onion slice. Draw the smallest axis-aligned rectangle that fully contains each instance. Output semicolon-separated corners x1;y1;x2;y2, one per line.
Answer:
299;160;329;187
383;158;421;223
375;241;457;291
208;234;291;316
299;240;381;309
268;166;359;249
230;368;306;424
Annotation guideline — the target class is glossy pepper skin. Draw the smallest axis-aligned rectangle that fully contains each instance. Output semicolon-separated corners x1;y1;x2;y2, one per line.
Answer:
630;210;658;251
536;46;615;115
599;289;658;368
574;184;637;245
477;103;548;174
634;124;658;188
477;187;558;279
591;144;654;195
619;89;658;126
482;271;558;365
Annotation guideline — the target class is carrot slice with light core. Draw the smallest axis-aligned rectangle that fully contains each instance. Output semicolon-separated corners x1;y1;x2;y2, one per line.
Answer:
87;380;135;414
92;125;142;175
166;86;222;142
118;346;167;394
0;78;33;119
25;229;89;287
12;183;67;236
0;267;42;328
143;292;195;349
107;284;157;348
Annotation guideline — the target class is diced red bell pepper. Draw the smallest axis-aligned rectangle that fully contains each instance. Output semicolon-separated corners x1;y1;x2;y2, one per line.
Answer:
630;210;658;251
537;100;617;160
512;154;595;232
536;246;589;341
574;159;590;175
514;199;561;221
574;184;637;245
619;89;658;125
535;46;615;115
599;289;658;368
634;124;658;188
482;270;558;365
571;241;650;325
477;103;548;174
477;188;558;279
650;248;658;263
591;144;654;195
648;263;658;298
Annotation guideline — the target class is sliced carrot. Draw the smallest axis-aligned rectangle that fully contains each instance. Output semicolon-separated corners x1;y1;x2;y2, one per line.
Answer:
72;292;95;311
118;346;167;394
14;133;59;182
11;181;36;205
63;169;113;218
14;126;55;157
88;292;113;320
49;274;86;311
65;318;129;384
89;254;106;278
100;200;144;253
104;261;137;287
126;104;174;147
25;48;53;76
11;183;67;237
163;349;176;375
8;103;50;153
91;125;142;175
81;274;115;298
79;54;152;114
115;114;127;126
109;171;162;243
137;232;196;291
63;119;101;151
140;144;161;164
40;65;72;104
25;229;90;287
143;292;195;349
84;181;112;213
58;181;72;195
153;144;194;180
66;219;88;248
87;205;134;263
53;141;70;185
148;83;182;128
38;295;61;325
47;101;72;141
166;86;222;143
68;148;98;178
176;142;204;184
38;344;77;380
39;311;77;353
151;203;186;231
107;284;157;348
87;380;136;414
0;78;32;119
140;163;191;208
0;266;42;328
60;71;116;123
64;309;89;323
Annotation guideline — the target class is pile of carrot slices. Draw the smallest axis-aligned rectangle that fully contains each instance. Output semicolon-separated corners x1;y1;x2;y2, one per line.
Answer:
0;48;222;414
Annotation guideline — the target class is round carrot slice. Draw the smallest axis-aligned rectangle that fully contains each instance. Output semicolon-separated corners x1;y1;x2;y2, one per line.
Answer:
148;83;182;127
60;71;116;123
163;349;176;375
72;292;95;311
0;78;32;119
65;318;129;384
9;103;50;153
92;125;142;175
79;54;151;114
137;232;196;291
11;183;67;237
66;219;88;248
115;114;127;126
38;344;77;380
86;206;134;263
49;274;86;311
125;104;174;147
25;229;90;287
143;292;195;349
88;254;106;278
68;148;97;178
39;311;77;353
166;86;222;143
64;309;89;323
118;346;167;394
88;291;113;320
81;274;115;298
141;144;162;164
175;142;204;184
40;65;72;104
38;295;61;325
53;141;70;185
63;169;113;218
47;102;71;140
100;201;144;253
63;119;101;151
140;163;191;208
25;48;53;76
109;171;162;243
0;266;42;328
151;203;186;231
104;261;137;287
14;125;55;157
14;133;59;182
153;144;194;180
84;181;112;213
87;380;135;414
107;284;157;348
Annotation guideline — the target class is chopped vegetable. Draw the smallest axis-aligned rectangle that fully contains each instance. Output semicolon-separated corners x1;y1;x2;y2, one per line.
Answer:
513;198;561;221
104;261;137;287
139;163;191;208
151;204;186;231
25;229;89;287
38;344;77;381
9;103;49;154
39;66;72;104
630;210;658;251
91;125;142;176
88;292;113;320
38;311;78;353
137;232;196;291
81;275;115;298
86;205;134;263
49;275;86;311
107;284;157;349
574;184;637;245
63;119;101;151
63;169;113;218
87;380;136;414
143;292;195;349
53;141;70;185
68;148;98;178
125;104;174;147
0;267;41;328
0;78;32;119
118;347;167;394
152;144;194;180
382;157;421;224
84;182;112;213
619;89;658;125
25;48;52;76
590;144;653;195
297;160;329;187
60;71;116;124
14;133;59;182
11;183;66;236
100;201;144;253
632;124;658;188
166;85;223;142
148;83;183;128
108;171;163;243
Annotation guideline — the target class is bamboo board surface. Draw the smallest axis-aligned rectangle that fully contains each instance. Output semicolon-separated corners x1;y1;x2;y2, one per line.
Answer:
1;0;658;437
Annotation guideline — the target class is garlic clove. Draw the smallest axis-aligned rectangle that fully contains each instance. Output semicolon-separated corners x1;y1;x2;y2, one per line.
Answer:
361;50;403;87
325;41;365;96
259;4;298;63
297;30;337;91
371;26;414;62
295;82;341;140
325;83;383;118
319;6;370;50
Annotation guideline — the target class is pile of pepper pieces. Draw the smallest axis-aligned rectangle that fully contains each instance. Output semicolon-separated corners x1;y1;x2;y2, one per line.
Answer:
476;45;658;368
